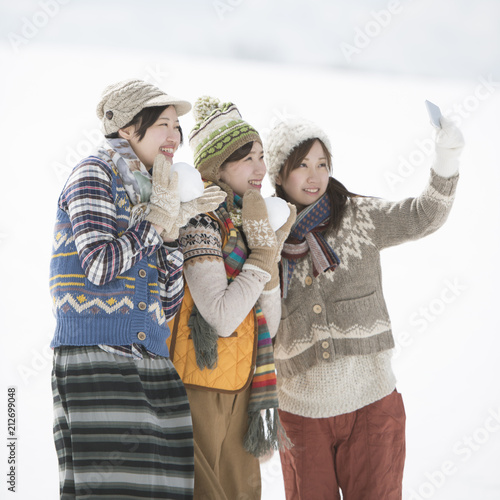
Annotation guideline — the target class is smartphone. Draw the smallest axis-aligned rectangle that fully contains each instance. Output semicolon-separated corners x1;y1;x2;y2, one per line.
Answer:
425;100;442;128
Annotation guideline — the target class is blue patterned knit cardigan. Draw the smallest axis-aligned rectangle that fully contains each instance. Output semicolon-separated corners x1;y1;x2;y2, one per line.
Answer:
49;156;180;356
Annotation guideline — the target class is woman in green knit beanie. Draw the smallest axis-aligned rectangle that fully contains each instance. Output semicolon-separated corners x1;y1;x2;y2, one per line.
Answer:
166;96;295;500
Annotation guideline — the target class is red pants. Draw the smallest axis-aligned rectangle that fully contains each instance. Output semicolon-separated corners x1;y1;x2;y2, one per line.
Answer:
279;390;406;500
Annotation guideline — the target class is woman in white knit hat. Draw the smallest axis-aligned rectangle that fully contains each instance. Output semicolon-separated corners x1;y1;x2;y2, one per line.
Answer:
49;79;225;499
166;96;295;500
265;115;464;499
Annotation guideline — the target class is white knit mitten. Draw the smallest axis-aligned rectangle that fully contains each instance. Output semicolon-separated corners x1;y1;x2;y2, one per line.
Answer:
432;116;465;178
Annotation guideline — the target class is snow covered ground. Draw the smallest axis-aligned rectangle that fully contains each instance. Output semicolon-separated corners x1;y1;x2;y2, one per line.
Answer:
1;1;500;498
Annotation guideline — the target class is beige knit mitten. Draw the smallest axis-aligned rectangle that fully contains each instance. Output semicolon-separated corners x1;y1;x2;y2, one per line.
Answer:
264;203;297;291
275;203;297;256
144;154;181;239
242;190;279;277
175;185;227;228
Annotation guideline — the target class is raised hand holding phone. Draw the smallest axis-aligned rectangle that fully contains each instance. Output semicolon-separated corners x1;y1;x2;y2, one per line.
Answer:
424;100;464;177
425;99;442;128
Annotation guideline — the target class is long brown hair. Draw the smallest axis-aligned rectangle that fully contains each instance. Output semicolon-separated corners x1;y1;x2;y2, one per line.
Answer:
275;138;358;232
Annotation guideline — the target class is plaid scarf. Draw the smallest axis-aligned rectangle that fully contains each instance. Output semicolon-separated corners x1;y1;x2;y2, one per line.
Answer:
100;138;152;205
281;192;340;298
98;138;154;228
210;197;289;456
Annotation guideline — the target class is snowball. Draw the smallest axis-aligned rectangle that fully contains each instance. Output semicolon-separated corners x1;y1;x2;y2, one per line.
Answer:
170;162;205;202
265;197;290;231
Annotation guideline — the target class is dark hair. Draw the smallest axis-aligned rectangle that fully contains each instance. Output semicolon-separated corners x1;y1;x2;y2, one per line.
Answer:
275;138;359;232
220;141;254;168
106;105;184;144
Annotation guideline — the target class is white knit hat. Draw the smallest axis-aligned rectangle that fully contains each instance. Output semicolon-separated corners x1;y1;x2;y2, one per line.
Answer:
265;118;332;187
96;79;191;135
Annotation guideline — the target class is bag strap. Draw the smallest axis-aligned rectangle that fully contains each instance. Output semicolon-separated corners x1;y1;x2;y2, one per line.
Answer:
168;302;182;359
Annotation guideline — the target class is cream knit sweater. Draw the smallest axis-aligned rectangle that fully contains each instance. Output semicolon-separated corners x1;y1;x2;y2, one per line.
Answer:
276;170;458;418
178;214;282;338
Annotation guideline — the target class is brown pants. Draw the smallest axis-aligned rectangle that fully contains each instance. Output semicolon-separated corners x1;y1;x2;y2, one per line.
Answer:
279;390;406;500
186;386;261;500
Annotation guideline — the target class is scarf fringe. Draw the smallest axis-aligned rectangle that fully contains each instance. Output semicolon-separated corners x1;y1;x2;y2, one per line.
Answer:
188;304;219;370
243;409;293;458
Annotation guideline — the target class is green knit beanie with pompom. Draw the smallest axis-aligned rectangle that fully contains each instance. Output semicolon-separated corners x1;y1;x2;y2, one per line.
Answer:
188;96;262;183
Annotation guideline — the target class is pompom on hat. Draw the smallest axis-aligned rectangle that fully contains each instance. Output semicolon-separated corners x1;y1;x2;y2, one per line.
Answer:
96;79;191;135
265;117;332;187
188;96;262;182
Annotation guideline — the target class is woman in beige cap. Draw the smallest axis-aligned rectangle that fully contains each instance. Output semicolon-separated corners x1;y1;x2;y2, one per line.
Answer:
264;116;464;499
49;79;225;499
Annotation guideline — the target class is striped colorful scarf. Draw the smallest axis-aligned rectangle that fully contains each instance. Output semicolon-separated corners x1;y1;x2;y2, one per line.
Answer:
213;197;289;456
281;192;340;298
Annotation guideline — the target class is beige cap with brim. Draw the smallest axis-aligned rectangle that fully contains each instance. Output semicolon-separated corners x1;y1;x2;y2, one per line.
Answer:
96;78;191;135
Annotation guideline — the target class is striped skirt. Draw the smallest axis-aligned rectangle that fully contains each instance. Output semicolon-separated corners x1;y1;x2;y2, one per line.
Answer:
52;345;194;499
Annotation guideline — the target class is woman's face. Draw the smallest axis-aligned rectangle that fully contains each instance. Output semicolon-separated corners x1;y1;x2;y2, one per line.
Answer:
219;142;266;197
119;106;181;170
276;139;330;209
